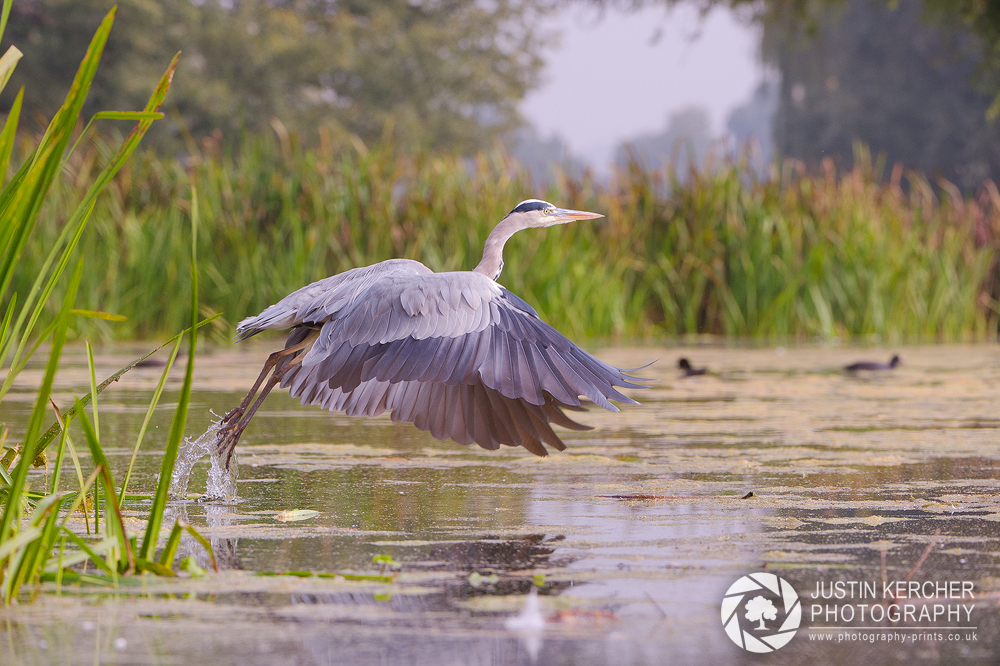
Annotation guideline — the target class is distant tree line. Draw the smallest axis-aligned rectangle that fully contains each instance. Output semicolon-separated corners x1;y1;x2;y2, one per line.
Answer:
7;0;1000;184
660;0;1000;186
3;0;549;151
761;0;1000;188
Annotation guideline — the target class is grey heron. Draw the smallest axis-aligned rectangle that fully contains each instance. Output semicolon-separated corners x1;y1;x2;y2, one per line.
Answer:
216;199;647;466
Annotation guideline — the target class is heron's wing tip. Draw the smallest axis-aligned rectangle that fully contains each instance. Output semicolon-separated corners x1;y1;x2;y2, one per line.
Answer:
616;359;657;385
619;358;658;373
620;376;656;387
233;328;262;343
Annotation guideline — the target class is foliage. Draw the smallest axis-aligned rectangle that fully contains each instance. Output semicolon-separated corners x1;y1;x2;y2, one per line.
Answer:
600;0;1000;181
4;0;548;151
0;6;213;603
762;0;1000;190
11;131;1000;343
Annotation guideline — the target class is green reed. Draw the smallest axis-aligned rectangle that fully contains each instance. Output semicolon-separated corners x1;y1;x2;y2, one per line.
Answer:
12;125;1000;344
0;6;215;602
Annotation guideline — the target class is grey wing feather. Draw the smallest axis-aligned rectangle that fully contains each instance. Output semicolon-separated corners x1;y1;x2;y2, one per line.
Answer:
281;374;590;456
244;259;643;455
235;259;432;340
247;266;647;456
299;271;645;402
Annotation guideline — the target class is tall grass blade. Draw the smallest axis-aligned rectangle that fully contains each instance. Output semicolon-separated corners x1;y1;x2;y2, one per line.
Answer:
0;7;116;301
0;0;12;43
183;523;217;573
75;404;134;572
0;45;22;97
0;86;22;181
10;493;65;595
120;336;184;501
44;536;117;572
47;400;69;495
85;342;99;442
140;186;200;561
157;520;184;569
0;526;40;564
0;260;81;544
0;293;13;355
56;531;115;576
57;466;101;534
71;310;126;322
64;111;165;164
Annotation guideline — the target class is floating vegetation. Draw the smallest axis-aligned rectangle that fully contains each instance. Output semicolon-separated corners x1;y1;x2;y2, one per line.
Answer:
274;509;320;522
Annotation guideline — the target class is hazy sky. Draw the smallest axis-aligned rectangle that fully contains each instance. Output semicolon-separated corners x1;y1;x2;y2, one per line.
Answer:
520;5;765;166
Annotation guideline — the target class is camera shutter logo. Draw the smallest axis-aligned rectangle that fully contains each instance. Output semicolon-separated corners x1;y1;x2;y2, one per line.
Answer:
721;573;801;652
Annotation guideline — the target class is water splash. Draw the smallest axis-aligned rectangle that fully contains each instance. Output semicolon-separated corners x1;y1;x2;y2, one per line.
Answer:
169;419;239;501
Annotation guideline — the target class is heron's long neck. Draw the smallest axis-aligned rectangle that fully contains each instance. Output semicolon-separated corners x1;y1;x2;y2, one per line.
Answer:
473;216;520;281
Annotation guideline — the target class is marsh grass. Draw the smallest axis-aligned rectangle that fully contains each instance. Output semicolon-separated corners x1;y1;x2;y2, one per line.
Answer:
0;6;216;603
14;132;1000;343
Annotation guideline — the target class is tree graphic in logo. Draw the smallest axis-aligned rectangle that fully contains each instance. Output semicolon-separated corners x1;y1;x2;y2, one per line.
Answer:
721;573;801;652
745;595;777;630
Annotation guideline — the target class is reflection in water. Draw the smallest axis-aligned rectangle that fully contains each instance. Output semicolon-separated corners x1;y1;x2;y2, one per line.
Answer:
165;503;242;571
427;534;563;571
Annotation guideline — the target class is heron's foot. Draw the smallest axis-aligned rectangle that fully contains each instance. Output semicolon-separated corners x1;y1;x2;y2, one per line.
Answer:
220;406;243;429
215;421;244;470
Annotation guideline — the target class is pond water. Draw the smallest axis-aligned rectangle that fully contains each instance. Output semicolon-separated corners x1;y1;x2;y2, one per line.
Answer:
2;343;1000;665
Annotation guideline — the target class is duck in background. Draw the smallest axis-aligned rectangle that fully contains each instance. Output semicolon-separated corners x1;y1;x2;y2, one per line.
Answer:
678;358;708;377
844;355;901;372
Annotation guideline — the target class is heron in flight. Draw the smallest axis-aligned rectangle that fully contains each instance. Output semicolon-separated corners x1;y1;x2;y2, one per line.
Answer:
216;199;647;467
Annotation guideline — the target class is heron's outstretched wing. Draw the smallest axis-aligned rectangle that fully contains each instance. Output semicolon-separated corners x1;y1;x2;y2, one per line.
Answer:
253;269;646;456
235;259;432;340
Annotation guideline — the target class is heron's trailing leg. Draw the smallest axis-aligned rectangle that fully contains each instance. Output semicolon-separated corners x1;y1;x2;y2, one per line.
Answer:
216;330;318;468
216;369;284;468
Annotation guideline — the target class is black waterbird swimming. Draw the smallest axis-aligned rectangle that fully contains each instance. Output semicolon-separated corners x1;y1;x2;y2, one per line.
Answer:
678;358;707;377
844;355;900;372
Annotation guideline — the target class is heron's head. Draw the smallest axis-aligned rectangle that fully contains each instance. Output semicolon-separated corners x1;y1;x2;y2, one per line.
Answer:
504;199;603;229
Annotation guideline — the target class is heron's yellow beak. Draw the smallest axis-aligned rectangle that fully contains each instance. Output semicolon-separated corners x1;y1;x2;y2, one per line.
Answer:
553;208;603;223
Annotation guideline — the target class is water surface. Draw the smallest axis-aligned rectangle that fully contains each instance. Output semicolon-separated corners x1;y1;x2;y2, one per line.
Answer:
2;343;1000;664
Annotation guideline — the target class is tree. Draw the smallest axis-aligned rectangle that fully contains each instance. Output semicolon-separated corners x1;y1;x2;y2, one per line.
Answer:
744;595;778;631
3;0;549;151
764;0;1000;188
586;0;1000;184
593;0;1000;129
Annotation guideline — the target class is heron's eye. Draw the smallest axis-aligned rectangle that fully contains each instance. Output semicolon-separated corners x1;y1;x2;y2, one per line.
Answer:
544;208;556;216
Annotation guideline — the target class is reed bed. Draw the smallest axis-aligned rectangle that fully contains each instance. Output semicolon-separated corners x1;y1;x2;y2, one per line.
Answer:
0;5;217;602
13;128;1000;344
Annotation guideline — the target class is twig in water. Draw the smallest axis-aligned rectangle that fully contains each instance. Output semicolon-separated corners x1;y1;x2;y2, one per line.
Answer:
880;547;887;589
904;528;942;582
645;592;667;620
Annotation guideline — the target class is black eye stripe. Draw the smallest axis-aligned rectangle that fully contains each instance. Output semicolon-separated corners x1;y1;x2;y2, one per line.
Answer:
508;200;551;215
